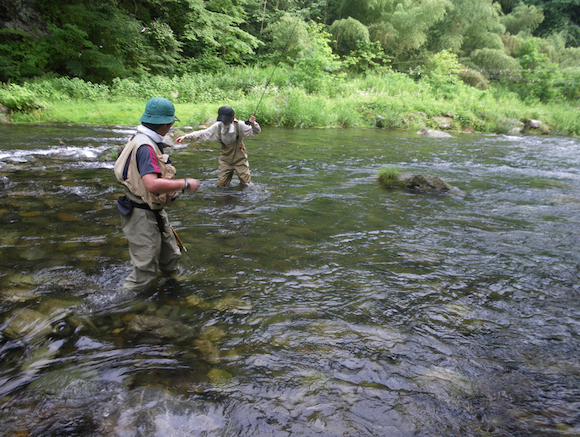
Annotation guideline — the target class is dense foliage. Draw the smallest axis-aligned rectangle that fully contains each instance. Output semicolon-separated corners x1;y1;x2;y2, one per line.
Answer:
3;64;579;137
0;0;578;111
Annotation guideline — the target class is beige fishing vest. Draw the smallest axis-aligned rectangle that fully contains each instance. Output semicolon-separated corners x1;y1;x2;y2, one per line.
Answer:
114;133;177;210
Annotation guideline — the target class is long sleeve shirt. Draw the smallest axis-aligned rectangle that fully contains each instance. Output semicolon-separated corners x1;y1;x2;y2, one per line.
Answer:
184;119;261;145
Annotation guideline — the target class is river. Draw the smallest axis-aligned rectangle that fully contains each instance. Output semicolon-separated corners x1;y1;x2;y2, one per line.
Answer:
0;124;579;436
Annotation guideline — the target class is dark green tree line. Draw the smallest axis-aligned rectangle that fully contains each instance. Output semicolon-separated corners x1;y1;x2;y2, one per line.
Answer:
0;0;578;103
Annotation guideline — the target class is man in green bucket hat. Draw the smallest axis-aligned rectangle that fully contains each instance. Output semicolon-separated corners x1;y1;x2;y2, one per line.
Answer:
114;97;200;291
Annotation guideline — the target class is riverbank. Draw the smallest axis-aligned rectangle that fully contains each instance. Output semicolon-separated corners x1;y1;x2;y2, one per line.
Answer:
2;70;579;136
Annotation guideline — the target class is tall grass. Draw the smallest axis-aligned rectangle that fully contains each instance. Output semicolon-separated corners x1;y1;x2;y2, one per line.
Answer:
3;67;579;136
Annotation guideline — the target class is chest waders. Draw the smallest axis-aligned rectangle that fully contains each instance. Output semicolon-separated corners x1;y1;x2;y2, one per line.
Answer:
216;122;251;186
114;134;182;291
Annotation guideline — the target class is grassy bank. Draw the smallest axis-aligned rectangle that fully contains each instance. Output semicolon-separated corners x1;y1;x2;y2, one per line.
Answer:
2;67;580;136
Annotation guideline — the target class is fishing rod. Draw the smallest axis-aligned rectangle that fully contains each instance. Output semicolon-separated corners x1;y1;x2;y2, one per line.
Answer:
247;17;301;123
170;225;187;252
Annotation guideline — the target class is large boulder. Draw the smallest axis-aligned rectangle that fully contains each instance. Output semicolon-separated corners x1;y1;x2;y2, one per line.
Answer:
379;172;452;193
0;0;47;35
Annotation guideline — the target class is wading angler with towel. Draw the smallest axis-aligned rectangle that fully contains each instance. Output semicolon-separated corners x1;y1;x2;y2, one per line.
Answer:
174;19;299;187
176;106;261;187
114;97;200;292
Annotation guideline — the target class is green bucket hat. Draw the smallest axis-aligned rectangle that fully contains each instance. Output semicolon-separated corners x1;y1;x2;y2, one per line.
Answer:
140;97;180;124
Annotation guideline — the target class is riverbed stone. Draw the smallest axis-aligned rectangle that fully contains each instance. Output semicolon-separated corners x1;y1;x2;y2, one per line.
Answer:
213;294;252;313
417;128;452;138
2;308;53;342
20;246;48;261
29;364;99;396
207;368;233;385
416;365;476;397
194;338;221;363
184;294;205;307
1;286;37;303
202;325;227;342
126;314;194;341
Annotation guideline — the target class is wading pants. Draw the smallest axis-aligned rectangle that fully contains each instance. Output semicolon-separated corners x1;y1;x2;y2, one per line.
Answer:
218;144;251;187
121;207;181;291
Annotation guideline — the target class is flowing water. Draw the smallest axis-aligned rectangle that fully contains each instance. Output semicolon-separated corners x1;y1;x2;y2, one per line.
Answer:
0;123;579;436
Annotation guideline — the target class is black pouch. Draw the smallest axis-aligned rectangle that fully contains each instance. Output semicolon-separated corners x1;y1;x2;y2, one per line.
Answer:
116;195;133;216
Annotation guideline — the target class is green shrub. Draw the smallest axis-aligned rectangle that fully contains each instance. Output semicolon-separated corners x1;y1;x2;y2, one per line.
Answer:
469;48;522;81
0;84;42;112
329;18;370;57
459;68;490;90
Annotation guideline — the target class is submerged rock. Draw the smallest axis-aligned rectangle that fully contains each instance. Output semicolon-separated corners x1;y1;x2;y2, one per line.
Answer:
126;314;193;341
101;386;227;435
379;172;452;193
2;308;53;342
207;368;233;385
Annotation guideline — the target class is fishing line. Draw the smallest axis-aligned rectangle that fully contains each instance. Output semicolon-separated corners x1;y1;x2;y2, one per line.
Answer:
248;17;301;122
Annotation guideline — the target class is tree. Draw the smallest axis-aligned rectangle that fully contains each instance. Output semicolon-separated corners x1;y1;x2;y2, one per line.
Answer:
514;37;564;101
173;0;260;64
501;2;544;35
262;14;310;64
468;47;522;80
329;17;370;56
428;0;505;56
337;0;451;56
522;0;580;46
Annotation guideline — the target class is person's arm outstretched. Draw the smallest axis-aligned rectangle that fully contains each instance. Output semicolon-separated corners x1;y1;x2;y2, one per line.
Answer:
176;123;220;143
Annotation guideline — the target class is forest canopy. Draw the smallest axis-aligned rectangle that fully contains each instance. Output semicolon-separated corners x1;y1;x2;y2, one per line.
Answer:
0;0;579;101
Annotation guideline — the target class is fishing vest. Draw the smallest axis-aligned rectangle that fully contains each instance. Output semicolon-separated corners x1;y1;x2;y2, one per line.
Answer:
113;133;177;210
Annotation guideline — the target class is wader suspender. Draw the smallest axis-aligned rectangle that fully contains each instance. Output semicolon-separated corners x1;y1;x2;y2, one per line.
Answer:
218;122;240;146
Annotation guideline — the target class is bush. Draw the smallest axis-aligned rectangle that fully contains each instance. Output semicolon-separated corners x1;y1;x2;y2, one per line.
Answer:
329;18;370;57
469;48;522;81
559;47;580;69
459;68;490;90
0;84;43;112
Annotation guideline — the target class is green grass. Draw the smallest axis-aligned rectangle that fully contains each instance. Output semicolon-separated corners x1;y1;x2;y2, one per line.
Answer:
4;68;580;136
377;166;406;188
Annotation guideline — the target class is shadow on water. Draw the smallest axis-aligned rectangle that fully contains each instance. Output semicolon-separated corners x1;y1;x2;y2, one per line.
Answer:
1;124;580;436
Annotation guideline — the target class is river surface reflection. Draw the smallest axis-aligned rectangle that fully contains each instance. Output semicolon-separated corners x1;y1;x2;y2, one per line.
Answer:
1;124;579;436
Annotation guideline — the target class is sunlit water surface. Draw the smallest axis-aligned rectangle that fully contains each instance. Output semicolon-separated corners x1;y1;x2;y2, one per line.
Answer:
1;124;579;436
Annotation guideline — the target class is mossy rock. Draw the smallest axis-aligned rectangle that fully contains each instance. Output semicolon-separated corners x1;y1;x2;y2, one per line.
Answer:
379;172;452;193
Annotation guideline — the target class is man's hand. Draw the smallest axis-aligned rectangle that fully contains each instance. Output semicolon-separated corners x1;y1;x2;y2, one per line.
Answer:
184;178;200;193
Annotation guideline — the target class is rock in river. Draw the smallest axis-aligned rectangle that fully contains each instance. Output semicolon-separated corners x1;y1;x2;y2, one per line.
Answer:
417;128;452;138
379;172;452;193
